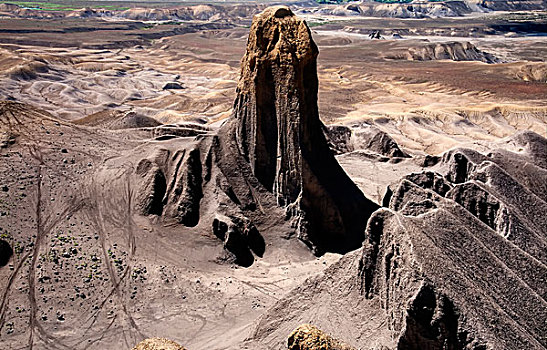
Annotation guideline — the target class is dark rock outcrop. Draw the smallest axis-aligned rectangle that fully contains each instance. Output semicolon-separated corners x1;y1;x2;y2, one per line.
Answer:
0;239;13;267
403;171;452;196
324;125;353;154
136;158;167;216
212;214;265;267
447;182;501;229
163;82;185;90
163;147;203;227
325;124;409;159
354;126;408;158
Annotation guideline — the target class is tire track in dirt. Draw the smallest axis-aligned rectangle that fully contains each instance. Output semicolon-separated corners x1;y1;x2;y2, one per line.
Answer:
27;146;87;350
81;168;145;347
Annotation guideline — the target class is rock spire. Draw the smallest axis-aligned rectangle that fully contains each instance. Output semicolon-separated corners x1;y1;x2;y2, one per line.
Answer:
226;6;378;254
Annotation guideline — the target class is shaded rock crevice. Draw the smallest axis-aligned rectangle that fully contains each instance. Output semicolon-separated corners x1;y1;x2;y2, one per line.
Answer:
135;158;167;216
0;239;13;267
398;283;484;350
212;213;265;267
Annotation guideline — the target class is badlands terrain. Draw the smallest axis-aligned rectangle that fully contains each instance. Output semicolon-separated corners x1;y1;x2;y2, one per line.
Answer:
0;1;546;349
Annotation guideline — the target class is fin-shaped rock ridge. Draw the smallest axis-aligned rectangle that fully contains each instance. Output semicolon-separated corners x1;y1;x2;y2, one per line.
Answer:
248;131;547;349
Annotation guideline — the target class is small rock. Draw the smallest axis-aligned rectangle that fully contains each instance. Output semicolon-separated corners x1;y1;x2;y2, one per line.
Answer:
288;324;356;350
133;338;186;350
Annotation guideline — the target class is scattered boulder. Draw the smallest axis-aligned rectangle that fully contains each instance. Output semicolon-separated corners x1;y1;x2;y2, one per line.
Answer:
288;324;356;350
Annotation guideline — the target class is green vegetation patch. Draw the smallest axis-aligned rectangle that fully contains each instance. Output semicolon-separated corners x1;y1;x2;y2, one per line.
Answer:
8;1;79;11
7;1;129;11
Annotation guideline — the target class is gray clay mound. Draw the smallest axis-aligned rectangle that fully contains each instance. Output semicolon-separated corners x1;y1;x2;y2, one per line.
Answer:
108;112;162;130
387;41;500;63
74;110;162;129
7;61;49;81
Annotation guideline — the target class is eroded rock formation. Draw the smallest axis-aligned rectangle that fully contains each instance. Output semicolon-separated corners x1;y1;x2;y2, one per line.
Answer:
407;41;499;63
325;124;409;158
134;6;378;262
221;6;378;254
